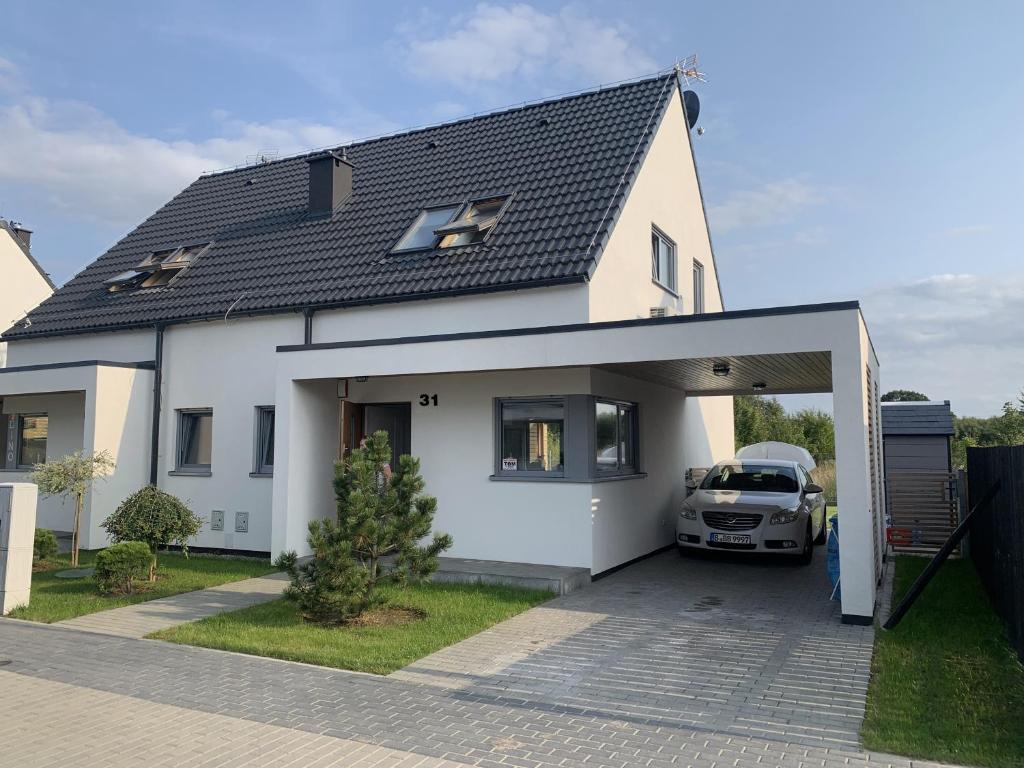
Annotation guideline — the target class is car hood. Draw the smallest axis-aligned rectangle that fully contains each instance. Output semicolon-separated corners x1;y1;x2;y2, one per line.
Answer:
689;488;801;513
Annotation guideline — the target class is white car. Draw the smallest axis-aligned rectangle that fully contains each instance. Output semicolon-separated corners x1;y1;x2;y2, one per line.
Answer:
676;459;827;564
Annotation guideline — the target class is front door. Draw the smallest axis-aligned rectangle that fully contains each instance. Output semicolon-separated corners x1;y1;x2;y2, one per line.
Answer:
361;403;411;468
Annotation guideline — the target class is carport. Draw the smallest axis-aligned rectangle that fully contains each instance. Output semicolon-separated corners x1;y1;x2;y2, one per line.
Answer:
272;300;884;623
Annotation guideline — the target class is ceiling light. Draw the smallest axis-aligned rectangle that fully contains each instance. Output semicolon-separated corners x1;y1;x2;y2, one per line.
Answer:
752;382;767;391
712;362;731;377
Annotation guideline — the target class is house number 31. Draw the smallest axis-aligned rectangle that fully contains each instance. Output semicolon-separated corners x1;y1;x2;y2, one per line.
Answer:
419;394;439;406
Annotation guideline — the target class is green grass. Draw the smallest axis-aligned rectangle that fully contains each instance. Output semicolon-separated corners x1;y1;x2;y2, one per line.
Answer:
151;582;553;674
862;556;1024;768
9;550;275;623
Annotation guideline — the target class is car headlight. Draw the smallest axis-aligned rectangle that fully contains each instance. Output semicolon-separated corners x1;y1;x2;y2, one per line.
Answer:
769;508;801;525
680;505;697;520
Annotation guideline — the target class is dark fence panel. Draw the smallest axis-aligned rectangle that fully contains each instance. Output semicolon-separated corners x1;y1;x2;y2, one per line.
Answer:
966;445;1024;662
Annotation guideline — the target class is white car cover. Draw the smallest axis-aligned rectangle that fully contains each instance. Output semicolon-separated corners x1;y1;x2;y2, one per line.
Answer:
734;441;816;471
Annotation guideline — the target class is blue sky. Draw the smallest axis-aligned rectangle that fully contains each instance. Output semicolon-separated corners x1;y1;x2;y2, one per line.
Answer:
2;1;1021;416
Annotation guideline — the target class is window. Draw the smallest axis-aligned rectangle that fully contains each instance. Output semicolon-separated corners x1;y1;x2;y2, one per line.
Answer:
17;414;47;468
436;195;509;247
498;399;564;475
651;227;677;293
176;409;213;472
693;259;705;314
106;243;209;293
595;400;637;474
253;406;275;475
393;205;461;252
0;410;9;468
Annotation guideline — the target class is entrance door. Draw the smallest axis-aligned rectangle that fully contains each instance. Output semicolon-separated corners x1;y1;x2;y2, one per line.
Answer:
361;403;411;468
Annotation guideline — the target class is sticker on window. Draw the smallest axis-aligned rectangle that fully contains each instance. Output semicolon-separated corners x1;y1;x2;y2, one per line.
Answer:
502;457;518;471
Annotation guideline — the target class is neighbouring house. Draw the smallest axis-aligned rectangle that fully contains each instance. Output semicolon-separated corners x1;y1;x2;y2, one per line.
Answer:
0;219;54;368
0;73;885;622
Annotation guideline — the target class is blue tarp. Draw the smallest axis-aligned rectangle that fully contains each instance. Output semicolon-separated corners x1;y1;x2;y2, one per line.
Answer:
827;515;841;601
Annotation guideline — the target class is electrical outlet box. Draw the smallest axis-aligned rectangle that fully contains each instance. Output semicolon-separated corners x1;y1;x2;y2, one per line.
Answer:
234;511;249;533
211;510;224;531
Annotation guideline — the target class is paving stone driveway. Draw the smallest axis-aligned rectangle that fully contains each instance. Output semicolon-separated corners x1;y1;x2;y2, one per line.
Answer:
0;549;905;768
394;550;874;748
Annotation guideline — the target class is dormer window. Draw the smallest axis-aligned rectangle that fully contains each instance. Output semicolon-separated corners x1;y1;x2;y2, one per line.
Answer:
391;195;510;253
105;242;210;293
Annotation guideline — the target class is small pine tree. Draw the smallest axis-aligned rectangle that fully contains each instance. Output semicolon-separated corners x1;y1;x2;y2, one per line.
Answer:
276;430;452;624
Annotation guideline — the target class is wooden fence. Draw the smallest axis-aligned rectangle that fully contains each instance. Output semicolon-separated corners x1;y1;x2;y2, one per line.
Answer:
966;445;1024;662
885;470;960;553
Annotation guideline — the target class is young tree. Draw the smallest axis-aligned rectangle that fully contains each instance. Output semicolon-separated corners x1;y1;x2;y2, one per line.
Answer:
277;430;452;624
30;450;115;567
101;486;203;580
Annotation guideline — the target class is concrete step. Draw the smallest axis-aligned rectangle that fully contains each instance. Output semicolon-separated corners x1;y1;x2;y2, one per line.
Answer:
429;557;590;595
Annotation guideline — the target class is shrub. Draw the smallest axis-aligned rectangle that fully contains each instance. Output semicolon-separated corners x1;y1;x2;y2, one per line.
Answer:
102;486;202;580
94;541;153;594
277;430;452;624
33;528;59;563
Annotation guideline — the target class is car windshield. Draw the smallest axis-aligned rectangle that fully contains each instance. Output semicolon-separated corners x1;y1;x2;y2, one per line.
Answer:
701;464;800;493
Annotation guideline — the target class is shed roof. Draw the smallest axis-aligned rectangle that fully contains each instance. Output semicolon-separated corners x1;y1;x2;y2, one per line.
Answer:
880;401;955;436
3;73;682;340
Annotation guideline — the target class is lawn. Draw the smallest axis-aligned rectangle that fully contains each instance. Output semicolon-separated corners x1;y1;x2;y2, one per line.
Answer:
151;582;553;674
9;550;275;623
862;555;1024;768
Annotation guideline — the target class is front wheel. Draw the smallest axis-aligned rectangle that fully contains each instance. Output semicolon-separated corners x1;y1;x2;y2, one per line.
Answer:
798;521;814;565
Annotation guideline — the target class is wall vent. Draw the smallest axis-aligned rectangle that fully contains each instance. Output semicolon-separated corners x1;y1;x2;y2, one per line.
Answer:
649;307;667;319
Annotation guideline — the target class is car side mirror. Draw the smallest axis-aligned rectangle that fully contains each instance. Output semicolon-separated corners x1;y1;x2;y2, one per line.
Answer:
803;483;824;495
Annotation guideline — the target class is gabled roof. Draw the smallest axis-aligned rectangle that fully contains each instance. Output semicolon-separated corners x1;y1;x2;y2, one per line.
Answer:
4;73;682;340
881;401;955;436
0;218;56;290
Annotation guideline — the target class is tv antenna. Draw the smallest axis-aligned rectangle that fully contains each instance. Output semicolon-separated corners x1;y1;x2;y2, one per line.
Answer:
674;54;707;87
245;150;280;166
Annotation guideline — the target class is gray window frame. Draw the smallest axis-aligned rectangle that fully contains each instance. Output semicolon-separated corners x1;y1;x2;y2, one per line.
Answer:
693;259;705;314
592;399;638;477
391;203;462;253
252;405;275;477
651;225;678;295
173;408;213;475
15;413;47;469
494;397;568;478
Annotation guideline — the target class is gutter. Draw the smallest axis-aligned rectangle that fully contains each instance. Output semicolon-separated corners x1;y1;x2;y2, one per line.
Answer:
149;325;165;485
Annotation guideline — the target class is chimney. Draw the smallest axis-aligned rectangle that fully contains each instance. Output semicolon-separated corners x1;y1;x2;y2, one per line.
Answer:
9;222;32;250
306;150;353;216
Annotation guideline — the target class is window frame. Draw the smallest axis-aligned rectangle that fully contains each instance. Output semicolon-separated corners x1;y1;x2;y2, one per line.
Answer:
592;399;638;477
15;413;47;469
390;203;463;253
174;408;213;475
493;396;567;478
251;405;275;477
693;259;705;314
651;225;678;295
436;193;513;248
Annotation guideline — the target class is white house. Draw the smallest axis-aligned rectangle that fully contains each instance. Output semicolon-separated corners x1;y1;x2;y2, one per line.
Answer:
0;74;885;623
0;219;54;368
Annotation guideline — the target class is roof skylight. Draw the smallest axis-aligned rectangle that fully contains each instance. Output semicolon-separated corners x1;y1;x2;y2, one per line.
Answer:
391;195;509;254
105;242;210;293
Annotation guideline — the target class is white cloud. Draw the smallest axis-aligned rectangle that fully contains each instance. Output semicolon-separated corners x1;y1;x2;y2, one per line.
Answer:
941;224;989;238
0;96;384;230
0;56;24;93
862;273;1024;416
707;178;823;235
404;3;656;91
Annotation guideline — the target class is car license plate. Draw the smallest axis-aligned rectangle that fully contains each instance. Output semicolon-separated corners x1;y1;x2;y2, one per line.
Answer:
709;533;751;545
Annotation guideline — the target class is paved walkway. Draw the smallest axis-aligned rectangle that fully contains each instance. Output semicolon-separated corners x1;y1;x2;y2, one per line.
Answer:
393;551;874;748
56;572;290;637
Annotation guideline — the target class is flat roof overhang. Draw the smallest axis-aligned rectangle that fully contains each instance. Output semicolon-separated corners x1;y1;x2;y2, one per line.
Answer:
0;360;155;397
275;301;873;396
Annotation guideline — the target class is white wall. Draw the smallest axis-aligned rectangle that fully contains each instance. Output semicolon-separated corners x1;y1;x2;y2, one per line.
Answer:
5;329;155;368
1;392;85;530
588;87;723;322
313;284;589;342
0;229;54;367
158;314;301;551
682;395;735;469
273;367;596;568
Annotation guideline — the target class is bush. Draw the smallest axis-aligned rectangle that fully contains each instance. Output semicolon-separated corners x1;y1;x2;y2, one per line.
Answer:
94;541;153;594
101;486;203;580
33;528;59;563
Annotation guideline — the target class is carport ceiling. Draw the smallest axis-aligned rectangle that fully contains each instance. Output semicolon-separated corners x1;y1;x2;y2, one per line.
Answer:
598;351;833;396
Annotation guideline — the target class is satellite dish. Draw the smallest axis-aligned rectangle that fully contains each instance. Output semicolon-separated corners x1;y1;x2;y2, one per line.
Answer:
682;90;700;130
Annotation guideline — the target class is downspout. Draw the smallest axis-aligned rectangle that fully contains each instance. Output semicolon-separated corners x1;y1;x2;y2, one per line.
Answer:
303;308;315;345
149;325;165;485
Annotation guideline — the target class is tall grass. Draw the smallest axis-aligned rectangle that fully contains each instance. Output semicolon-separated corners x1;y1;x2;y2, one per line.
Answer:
811;459;837;503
